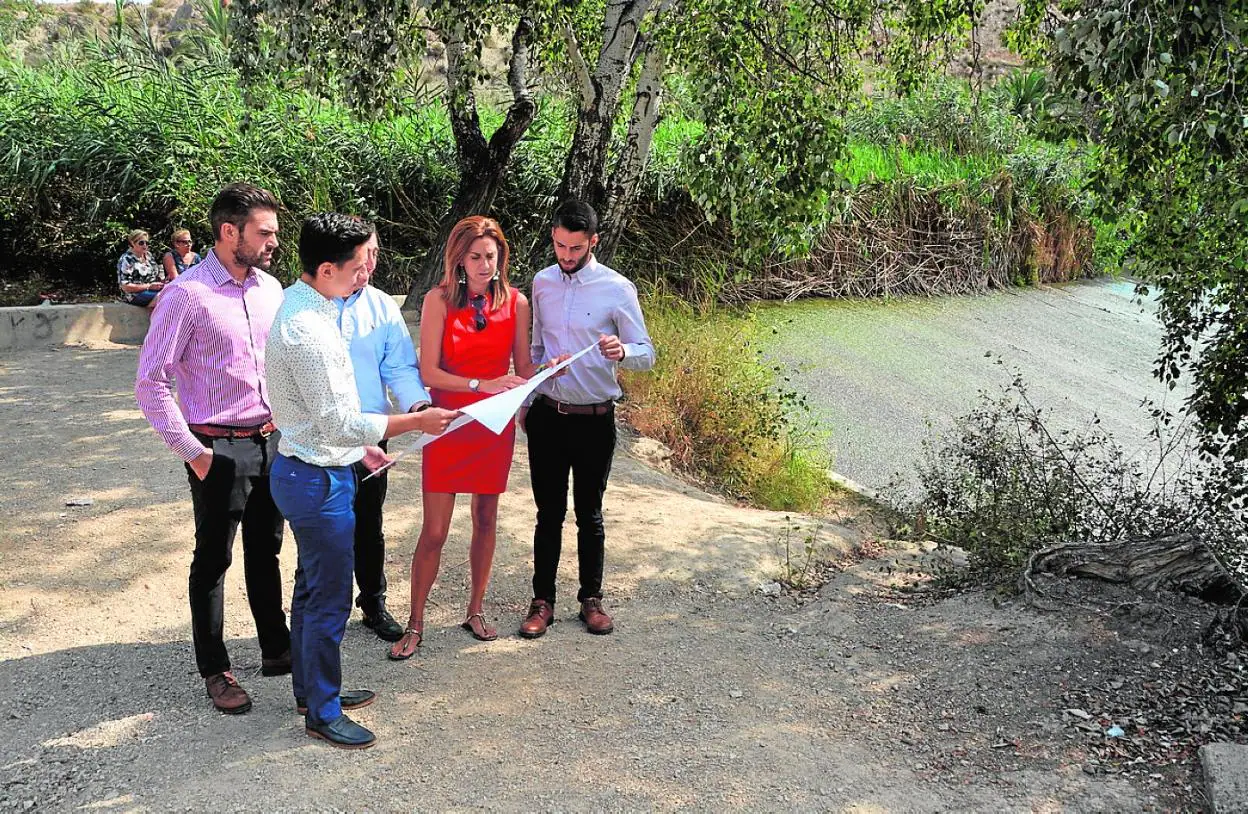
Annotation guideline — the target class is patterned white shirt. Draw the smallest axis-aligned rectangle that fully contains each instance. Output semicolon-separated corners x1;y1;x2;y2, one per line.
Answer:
267;279;387;467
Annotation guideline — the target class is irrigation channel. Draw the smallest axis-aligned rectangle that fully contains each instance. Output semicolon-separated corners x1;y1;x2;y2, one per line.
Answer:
759;278;1194;495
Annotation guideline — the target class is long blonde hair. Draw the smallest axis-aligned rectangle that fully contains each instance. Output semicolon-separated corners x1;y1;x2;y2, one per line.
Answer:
440;216;512;311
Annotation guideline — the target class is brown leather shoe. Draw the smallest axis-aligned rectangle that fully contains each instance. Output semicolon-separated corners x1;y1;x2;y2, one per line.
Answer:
205;671;252;714
518;599;554;639
579;598;614;635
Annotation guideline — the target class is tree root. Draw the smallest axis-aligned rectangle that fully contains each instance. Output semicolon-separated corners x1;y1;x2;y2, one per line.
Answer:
1021;533;1243;606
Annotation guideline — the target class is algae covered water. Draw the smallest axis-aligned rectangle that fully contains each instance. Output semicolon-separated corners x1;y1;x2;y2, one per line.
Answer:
759;279;1192;493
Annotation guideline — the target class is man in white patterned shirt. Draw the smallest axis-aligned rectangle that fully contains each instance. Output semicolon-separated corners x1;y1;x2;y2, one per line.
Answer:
266;213;458;749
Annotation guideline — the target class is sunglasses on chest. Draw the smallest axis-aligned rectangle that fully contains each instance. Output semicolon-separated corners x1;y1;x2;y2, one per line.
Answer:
470;293;487;331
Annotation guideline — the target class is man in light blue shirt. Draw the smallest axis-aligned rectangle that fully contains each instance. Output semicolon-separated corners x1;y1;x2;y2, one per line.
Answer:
336;230;430;643
518;200;655;640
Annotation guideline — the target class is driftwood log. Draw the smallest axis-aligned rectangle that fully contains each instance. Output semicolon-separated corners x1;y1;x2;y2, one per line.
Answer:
1023;533;1242;604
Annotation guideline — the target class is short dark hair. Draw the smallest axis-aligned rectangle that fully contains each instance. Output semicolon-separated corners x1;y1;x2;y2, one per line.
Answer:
298;213;375;277
209;183;281;241
552;199;598;236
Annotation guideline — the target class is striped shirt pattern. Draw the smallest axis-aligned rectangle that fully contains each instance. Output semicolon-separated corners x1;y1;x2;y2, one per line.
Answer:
134;249;282;462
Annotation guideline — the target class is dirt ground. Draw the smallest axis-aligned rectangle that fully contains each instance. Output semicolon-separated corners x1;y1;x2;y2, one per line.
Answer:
0;344;1218;811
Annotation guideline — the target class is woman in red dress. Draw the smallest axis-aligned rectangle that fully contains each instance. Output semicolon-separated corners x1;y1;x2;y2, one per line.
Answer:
389;216;537;658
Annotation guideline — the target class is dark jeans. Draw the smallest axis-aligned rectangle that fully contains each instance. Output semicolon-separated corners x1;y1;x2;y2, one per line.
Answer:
526;398;616;604
270;453;356;726
350;440;388;617
185;431;289;678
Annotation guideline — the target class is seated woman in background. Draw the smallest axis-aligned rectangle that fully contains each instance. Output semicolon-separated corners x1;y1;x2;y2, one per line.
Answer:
161;228;200;281
117;229;165;309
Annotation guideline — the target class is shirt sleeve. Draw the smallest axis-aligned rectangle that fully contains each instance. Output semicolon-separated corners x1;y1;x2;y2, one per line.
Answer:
524;281;547;407
134;286;209;462
117;254;134;287
378;298;430;411
283;317;388;447
614;280;656;371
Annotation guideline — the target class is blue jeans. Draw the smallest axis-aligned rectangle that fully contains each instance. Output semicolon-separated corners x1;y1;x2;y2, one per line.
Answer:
270;453;356;726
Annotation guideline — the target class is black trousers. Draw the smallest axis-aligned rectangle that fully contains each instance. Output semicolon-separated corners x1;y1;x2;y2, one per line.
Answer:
526;398;616;604
185;431;289;677
350;439;389;617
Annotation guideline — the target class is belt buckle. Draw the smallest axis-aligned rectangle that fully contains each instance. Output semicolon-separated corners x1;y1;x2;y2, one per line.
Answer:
555;399;569;415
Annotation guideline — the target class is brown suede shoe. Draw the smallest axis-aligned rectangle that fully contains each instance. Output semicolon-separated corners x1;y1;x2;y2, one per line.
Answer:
518;599;554;639
579;598;614;635
205;671;252;714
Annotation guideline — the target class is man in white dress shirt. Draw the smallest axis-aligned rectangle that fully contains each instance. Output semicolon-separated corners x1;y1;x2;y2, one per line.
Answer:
266;213;457;749
518;200;656;639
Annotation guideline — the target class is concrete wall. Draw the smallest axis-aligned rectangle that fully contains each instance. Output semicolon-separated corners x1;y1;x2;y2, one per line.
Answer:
1;294;412;353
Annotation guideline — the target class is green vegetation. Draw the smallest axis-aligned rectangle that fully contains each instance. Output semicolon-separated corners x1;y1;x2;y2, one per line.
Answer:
0;1;1112;516
897;376;1246;591
1014;0;1248;490
619;294;835;513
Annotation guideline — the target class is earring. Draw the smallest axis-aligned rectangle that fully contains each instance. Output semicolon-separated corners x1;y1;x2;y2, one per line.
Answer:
491;270;499;281
457;267;466;285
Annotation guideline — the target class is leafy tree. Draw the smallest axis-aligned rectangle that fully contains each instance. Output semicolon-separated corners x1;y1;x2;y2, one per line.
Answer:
231;0;979;299
1013;0;1248;479
229;0;546;300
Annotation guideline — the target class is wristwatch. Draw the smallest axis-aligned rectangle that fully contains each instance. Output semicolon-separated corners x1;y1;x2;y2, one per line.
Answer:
468;378;481;393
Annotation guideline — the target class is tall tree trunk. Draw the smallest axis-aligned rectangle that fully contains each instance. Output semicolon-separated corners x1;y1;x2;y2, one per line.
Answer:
523;0;652;271
597;43;664;262
403;18;537;309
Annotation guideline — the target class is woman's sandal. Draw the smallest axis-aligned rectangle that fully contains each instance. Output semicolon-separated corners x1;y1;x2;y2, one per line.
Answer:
387;626;423;661
461;613;498;642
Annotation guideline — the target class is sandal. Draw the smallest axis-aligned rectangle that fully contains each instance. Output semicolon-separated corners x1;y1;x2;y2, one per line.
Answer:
387;626;423;660
461;613;498;642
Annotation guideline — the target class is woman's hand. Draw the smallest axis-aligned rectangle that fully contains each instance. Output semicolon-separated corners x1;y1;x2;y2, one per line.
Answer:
148;282;164;291
480;374;528;394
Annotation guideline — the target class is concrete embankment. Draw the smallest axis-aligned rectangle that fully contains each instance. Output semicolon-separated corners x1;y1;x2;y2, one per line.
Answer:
0;295;412;352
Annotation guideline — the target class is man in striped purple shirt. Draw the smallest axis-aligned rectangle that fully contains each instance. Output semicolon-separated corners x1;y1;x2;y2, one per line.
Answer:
135;183;291;715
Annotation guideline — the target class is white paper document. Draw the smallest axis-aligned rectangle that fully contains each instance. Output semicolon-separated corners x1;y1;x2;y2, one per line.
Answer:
361;342;598;480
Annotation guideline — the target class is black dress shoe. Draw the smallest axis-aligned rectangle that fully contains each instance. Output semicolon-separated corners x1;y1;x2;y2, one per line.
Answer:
261;650;292;677
361;608;404;642
296;688;377;716
305;714;376;749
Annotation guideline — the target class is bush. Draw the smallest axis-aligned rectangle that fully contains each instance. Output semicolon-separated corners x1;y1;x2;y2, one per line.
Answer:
618;292;836;512
894;372;1248;587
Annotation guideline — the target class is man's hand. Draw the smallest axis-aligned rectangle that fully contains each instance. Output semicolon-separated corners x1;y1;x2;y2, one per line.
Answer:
361;445;393;472
413;407;460;435
550;352;573;378
518;406;528;433
188;449;213;481
149;282;165;291
598;334;625;361
481;375;528;394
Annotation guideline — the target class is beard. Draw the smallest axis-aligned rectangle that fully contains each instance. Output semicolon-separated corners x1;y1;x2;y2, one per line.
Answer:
234;241;272;271
559;252;592;274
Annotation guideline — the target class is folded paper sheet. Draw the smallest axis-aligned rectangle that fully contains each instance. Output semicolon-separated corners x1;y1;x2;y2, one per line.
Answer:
361;342;598;480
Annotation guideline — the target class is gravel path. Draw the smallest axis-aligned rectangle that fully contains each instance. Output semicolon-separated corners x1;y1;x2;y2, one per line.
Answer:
0;344;1202;811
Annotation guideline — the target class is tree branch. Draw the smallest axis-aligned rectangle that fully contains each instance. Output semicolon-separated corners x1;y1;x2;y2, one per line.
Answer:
562;23;595;110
